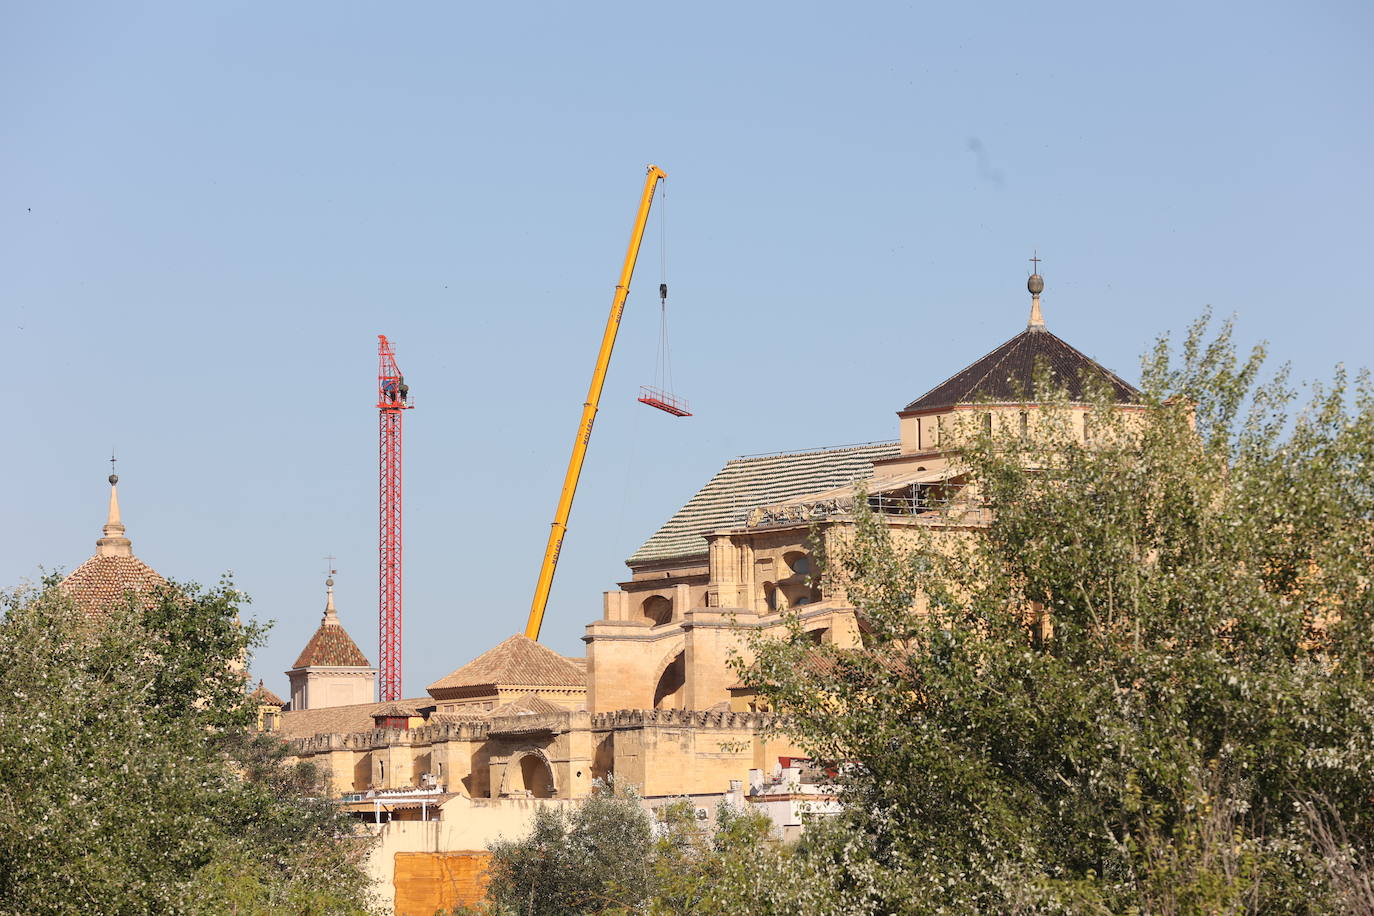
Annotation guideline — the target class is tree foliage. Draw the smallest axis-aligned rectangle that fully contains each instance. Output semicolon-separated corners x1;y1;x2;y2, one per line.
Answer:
736;315;1374;914
0;577;376;916
466;784;803;916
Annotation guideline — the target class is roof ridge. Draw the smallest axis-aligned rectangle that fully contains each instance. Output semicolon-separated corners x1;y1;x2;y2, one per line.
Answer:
903;324;1139;412
903;333;1023;412
731;440;898;462
428;634;586;693
1039;331;1141;398
946;332;1029;409
292;617;372;669
628;441;900;566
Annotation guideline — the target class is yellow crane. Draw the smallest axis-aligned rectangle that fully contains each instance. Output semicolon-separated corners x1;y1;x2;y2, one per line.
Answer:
525;164;667;640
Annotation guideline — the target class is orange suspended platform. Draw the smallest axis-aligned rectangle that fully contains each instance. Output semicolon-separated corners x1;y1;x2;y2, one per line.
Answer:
638;385;692;417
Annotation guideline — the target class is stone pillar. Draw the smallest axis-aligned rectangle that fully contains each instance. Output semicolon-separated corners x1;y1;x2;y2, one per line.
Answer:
602;590;629;622
682;609;755;710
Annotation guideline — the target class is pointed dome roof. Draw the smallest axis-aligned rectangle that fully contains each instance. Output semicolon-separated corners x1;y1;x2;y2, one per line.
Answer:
60;472;167;617
428;634;586;694
902;326;1140;413
291;577;371;669
903;270;1139;414
249;679;285;707
61;556;167;616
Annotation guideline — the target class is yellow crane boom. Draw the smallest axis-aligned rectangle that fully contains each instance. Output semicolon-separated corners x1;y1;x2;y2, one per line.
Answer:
525;164;667;640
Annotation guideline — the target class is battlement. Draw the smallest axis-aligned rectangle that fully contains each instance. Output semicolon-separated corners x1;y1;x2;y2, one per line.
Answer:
590;708;774;730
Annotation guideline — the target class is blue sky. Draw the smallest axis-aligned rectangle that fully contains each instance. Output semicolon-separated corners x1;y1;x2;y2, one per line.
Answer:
3;1;1371;699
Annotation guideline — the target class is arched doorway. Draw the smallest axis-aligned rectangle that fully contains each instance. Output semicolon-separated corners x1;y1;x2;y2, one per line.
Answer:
504;750;555;798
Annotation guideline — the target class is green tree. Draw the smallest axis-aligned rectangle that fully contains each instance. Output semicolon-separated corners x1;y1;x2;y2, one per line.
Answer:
0;577;376;916
645;800;818;916
737;315;1374;914
478;782;654;915
470;784;802;916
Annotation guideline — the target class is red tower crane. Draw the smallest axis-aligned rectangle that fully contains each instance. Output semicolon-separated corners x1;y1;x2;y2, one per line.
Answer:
377;335;413;702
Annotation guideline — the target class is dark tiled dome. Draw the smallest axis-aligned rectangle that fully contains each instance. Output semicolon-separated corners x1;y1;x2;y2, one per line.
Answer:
903;326;1139;413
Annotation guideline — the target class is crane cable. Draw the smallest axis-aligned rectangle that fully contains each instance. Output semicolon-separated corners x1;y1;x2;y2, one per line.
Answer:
617;182;665;546
652;180;676;396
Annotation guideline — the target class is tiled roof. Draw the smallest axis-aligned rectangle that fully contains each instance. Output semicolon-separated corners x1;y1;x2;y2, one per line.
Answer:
249;679;284;707
276;697;431;739
59;555;167;617
292;620;371;669
490;693;565;717
372;701;418;718
488;693;568;735
628;442;901;566
427;635;587;694
903;327;1140;412
426;711;490;726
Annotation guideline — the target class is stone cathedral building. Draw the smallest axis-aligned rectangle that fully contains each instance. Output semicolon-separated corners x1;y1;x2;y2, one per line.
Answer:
274;274;1144;818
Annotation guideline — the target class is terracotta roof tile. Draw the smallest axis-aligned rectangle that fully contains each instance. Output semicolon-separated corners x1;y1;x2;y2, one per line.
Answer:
427;635;586;694
276;697;431;739
249;679;285;706
490;693;565;717
427;712;490;725
59;555;167;617
292;620;371;669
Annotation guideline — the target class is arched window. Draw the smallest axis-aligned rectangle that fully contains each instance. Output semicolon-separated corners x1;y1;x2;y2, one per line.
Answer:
783;551;810;576
641;595;672;626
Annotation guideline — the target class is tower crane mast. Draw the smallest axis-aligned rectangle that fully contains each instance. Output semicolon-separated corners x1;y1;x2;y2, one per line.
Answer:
525;164;666;640
377;335;413;701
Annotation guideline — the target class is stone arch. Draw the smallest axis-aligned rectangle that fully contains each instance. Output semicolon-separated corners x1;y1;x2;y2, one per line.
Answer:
591;733;615;782
782;550;811;577
501;747;556;799
652;650;686;709
640;594;673;626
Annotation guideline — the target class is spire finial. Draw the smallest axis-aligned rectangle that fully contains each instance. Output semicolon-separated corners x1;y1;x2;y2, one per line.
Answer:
97;458;132;558
323;562;339;625
1027;251;1046;330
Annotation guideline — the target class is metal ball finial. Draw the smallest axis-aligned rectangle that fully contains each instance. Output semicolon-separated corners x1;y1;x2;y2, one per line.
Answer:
1028;251;1044;295
108;473;119;485
326;577;334;588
